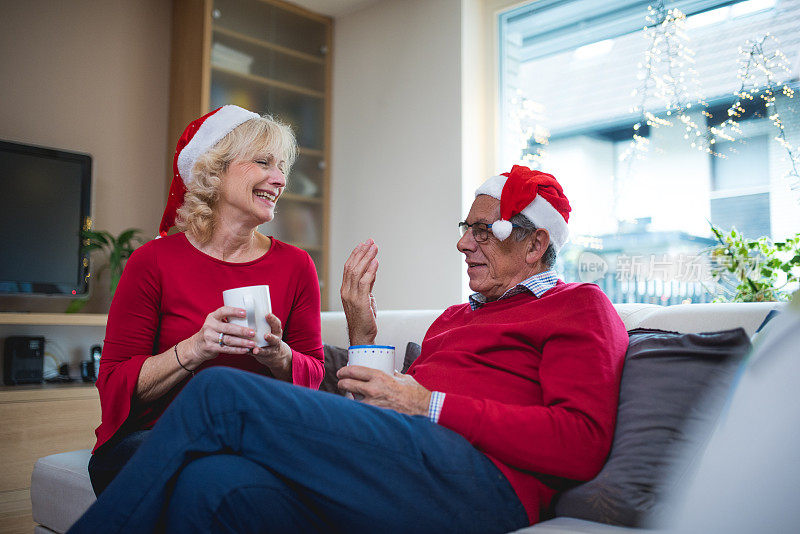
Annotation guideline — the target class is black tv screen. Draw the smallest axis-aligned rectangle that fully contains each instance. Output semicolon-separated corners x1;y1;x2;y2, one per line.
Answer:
0;140;92;296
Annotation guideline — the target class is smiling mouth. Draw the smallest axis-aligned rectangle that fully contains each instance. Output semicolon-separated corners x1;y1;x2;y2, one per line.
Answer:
254;190;278;202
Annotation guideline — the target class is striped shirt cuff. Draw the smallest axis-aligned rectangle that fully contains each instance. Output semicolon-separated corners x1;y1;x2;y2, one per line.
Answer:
427;391;446;423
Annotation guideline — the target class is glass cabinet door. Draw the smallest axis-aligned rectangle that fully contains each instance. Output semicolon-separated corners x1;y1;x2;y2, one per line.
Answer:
208;0;331;300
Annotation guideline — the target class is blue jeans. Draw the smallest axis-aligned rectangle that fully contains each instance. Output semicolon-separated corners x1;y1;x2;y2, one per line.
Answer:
69;367;527;534
88;429;151;495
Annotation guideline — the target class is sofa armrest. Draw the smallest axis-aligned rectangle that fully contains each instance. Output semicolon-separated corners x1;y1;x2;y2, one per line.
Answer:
31;450;95;534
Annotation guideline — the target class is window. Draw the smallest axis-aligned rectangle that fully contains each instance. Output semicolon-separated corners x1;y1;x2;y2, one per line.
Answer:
499;0;800;303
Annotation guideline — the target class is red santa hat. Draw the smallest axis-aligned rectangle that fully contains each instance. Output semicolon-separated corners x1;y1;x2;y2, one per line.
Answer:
475;165;571;250
159;105;260;237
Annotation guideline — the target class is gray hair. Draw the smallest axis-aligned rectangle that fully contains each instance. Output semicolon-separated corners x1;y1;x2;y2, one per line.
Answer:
509;213;557;268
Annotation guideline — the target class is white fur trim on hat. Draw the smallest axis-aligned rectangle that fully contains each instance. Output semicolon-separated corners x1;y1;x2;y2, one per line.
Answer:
475;175;570;251
177;105;259;184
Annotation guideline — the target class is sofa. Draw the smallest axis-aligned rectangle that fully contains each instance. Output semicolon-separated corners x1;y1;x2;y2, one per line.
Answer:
31;302;779;534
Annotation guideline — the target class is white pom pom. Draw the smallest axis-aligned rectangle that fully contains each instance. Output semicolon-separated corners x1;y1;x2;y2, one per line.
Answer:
492;219;513;241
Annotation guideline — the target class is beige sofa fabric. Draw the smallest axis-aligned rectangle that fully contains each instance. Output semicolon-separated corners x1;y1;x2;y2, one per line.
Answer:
31;449;94;534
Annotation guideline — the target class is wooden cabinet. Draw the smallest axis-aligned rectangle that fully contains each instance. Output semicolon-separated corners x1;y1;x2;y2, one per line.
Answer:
168;0;332;308
0;383;100;533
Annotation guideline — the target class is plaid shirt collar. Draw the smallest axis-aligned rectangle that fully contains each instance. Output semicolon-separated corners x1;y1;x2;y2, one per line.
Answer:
468;269;559;310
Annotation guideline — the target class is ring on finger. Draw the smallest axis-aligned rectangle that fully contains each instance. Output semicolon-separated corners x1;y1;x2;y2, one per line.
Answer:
218;332;225;347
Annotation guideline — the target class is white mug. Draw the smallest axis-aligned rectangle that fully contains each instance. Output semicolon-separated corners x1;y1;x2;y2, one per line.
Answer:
222;285;271;347
347;345;395;376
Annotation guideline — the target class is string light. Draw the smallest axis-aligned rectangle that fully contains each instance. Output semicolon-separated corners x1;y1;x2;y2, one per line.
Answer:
714;34;799;196
625;1;711;164
508;2;798;201
509;90;550;167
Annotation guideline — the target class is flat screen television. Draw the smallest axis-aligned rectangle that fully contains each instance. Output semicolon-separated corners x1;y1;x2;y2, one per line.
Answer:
0;139;92;296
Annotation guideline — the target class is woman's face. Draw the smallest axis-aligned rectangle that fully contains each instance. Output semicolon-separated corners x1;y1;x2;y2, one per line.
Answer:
217;154;286;227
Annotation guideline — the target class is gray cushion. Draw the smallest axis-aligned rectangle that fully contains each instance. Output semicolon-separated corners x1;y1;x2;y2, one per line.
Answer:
554;328;751;527
319;344;349;395
402;342;422;373
31;449;96;534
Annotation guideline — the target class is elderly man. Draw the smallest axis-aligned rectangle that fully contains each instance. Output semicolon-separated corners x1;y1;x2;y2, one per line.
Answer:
68;166;628;534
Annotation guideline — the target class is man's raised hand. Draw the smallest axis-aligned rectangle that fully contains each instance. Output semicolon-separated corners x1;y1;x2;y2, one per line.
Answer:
340;239;379;345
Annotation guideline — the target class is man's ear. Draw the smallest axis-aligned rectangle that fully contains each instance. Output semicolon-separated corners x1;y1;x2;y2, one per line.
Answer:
525;228;550;266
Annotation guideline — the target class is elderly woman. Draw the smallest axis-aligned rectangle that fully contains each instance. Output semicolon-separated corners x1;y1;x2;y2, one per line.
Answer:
88;105;324;495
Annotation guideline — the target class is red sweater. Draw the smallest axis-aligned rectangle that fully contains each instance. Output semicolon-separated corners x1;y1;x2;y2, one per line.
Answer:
408;281;628;525
93;233;324;452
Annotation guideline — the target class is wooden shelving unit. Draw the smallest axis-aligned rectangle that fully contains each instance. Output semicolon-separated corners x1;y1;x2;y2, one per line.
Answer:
0;382;100;533
280;192;323;204
168;0;332;308
212;26;326;65
0;313;107;327
211;65;326;99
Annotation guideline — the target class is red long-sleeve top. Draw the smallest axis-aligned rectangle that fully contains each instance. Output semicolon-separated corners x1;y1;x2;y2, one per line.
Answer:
408;281;628;525
93;232;324;452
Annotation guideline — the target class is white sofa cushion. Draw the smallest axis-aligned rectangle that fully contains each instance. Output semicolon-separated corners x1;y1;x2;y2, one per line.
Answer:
321;309;442;371
515;516;655;533
634;302;780;336
320;303;780;372
31;449;94;534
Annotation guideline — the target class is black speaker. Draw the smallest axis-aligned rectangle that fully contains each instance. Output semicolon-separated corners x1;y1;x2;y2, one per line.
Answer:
3;336;45;385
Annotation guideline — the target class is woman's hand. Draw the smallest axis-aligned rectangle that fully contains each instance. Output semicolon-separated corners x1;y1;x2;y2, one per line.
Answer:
184;306;258;368
337;366;432;416
252;313;293;381
341;239;379;345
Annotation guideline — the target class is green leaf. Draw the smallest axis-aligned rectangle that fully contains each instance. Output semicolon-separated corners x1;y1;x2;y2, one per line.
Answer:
65;297;89;313
117;228;143;246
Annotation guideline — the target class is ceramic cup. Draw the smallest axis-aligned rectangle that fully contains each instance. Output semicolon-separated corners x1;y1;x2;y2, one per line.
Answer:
347;345;395;376
222;285;271;347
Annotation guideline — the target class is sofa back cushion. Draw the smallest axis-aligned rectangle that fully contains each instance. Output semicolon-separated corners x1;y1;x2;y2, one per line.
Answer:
554;328;752;527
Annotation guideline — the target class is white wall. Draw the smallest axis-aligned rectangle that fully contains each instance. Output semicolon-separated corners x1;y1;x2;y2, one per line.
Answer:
329;0;464;310
0;0;172;313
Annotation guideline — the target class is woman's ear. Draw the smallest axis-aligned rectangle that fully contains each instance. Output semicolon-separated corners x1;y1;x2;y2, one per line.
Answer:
526;228;550;266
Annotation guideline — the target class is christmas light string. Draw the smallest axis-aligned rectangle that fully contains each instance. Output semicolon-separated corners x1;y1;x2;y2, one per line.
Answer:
710;34;799;194
508;2;798;202
624;1;710;164
509;90;550;167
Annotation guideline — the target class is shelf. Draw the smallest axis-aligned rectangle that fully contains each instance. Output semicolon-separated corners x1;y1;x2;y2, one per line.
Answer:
0;313;107;326
280;192;323;204
298;147;324;158
0;382;98;398
211;65;325;99
288;243;322;252
213;26;325;65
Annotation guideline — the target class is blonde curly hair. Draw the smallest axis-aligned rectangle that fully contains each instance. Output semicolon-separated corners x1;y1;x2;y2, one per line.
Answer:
175;115;297;244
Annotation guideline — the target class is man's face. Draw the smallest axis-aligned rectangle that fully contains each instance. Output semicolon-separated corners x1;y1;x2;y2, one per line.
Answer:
457;195;534;301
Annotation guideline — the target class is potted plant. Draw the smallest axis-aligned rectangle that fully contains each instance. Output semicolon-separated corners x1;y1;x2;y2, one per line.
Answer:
66;228;145;313
708;225;800;302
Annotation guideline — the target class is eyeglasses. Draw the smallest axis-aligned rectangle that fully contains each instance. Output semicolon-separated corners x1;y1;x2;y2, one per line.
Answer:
458;221;522;243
